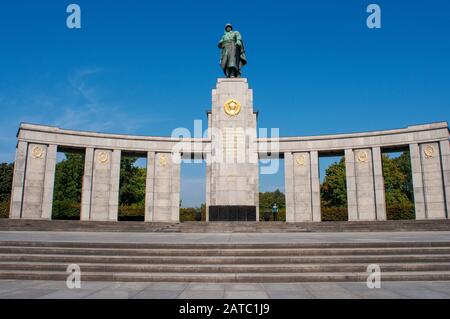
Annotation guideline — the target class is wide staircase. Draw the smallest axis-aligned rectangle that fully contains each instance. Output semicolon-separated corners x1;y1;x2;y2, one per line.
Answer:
0;241;450;282
2;219;450;233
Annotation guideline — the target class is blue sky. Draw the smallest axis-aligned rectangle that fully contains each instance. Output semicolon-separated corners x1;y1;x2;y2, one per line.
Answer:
1;1;449;207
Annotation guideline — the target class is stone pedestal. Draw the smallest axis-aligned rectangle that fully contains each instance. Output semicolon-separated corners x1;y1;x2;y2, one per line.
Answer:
206;78;259;221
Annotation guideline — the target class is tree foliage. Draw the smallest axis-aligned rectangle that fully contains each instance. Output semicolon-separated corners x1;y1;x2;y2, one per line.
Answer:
382;154;410;205
119;157;146;206
0;163;14;218
259;189;285;210
0;163;14;202
392;151;414;202
53;153;84;203
320;157;347;207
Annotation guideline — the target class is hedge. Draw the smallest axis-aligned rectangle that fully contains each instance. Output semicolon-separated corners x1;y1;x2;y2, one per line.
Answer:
320;204;416;221
387;203;415;220
321;207;348;221
2;200;416;222
180;207;206;222
118;204;144;221
52;200;81;220
0;201;9;218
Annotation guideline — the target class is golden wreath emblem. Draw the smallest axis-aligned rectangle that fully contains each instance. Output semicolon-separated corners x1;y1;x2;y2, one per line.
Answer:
31;146;44;159
357;151;368;163
98;151;109;164
159;154;168;167
296;155;306;166
224;99;241;117
424;145;435;159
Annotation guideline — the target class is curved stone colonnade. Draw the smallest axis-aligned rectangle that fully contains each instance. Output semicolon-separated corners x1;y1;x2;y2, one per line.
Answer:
9;121;450;223
273;122;450;222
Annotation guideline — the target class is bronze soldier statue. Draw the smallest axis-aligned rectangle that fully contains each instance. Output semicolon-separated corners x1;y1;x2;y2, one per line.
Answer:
218;24;247;78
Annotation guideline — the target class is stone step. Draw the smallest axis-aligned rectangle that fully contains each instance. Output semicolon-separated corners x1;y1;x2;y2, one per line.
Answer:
0;262;449;273
2;219;450;233
2;254;450;264
1;270;450;282
2;241;450;249
1;246;450;257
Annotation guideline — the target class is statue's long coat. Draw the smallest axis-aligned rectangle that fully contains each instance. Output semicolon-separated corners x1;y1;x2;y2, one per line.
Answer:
218;30;247;76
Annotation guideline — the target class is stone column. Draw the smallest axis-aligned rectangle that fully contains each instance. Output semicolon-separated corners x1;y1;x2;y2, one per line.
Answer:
145;152;155;222
108;149;121;221
345;149;358;221
355;148;377;220
410;143;426;219
171;153;181;222
420;143;446;219
205;152;211;222
152;152;180;222
284;151;320;222
292;152;313;222
41;144;57;220
372;147;387;221
90;149;121;221
310;151;321;222
440;140;450;218
284;152;295;222
22;144;49;219
80;148;94;221
9;141;28;219
345;148;377;221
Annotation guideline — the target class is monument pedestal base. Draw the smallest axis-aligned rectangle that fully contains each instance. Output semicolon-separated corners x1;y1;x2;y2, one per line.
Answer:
206;78;260;222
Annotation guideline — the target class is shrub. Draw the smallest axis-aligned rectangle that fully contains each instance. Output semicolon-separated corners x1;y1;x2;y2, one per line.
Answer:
179;206;207;222
320;204;416;221
180;208;196;222
118;204;144;221
52;200;81;220
321;206;348;221
0;201;9;218
387;203;415;220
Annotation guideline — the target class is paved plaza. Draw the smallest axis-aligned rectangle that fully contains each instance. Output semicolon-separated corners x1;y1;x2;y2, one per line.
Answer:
0;280;449;299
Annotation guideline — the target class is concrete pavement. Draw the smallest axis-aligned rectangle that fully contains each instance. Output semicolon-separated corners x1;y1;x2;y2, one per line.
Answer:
1;280;450;299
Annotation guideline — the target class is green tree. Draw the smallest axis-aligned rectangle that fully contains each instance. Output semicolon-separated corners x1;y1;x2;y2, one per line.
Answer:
119;157;146;206
393;151;414;202
382;154;410;205
0;162;14;218
259;189;285;209
52;153;85;219
0;163;14;202
320;157;347;207
53;153;84;202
